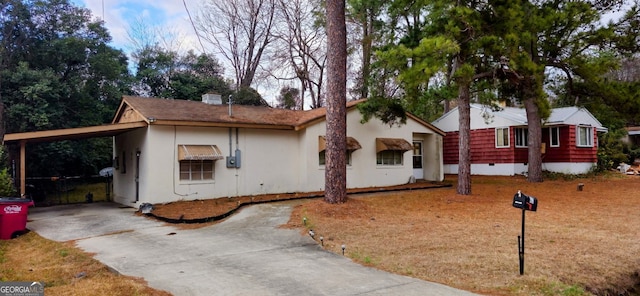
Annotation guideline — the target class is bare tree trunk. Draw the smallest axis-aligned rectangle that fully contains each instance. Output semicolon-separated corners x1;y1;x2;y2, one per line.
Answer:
324;0;347;204
523;95;543;182
360;18;372;99
457;82;472;195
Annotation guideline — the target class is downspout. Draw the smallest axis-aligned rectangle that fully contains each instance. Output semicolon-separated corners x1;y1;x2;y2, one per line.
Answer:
235;127;240;163
226;95;242;196
135;150;140;203
229;128;233;159
235;128;240;196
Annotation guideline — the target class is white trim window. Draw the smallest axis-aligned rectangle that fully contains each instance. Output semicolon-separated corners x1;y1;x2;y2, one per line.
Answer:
495;127;510;148
576;126;593;147
515;128;528;147
376;150;404;165
180;160;214;181
549;127;560;147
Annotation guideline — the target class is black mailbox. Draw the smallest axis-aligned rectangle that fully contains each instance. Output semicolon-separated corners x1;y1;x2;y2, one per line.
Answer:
512;191;537;211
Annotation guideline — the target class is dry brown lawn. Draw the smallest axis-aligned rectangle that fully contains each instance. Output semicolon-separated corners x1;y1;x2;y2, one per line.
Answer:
287;174;640;296
0;231;171;296
2;173;638;296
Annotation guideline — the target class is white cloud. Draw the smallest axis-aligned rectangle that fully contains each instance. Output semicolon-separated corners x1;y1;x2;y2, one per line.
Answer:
72;0;203;54
70;0;276;99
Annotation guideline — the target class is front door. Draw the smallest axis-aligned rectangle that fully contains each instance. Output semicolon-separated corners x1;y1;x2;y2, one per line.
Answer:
413;141;423;180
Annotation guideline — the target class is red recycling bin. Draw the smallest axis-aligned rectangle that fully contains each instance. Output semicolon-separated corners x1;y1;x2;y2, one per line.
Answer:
0;197;35;240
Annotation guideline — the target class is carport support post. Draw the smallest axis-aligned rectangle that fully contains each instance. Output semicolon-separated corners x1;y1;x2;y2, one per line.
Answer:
19;140;26;197
518;207;525;275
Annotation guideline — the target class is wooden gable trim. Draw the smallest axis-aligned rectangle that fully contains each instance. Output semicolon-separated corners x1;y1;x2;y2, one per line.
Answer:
112;98;149;124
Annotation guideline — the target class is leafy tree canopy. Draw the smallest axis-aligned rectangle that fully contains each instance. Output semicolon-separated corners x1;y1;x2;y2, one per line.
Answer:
1;0;131;176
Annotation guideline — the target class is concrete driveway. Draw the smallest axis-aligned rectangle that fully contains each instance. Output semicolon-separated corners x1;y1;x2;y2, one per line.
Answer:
27;201;479;296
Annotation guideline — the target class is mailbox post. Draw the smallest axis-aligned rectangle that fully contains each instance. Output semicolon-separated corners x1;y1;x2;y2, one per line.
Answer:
512;190;538;275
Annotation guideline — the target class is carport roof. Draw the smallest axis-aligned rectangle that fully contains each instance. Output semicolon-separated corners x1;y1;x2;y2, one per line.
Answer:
2;122;147;144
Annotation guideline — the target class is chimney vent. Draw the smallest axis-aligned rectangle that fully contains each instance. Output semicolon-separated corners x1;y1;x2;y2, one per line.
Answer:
202;93;222;105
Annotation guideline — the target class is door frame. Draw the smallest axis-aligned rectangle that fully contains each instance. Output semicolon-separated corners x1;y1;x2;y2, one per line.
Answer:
412;140;424;180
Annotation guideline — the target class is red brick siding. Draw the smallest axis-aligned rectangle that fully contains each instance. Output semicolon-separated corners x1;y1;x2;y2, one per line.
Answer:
443;128;520;164
443;132;459;164
471;128;518;163
444;125;597;165
543;126;597;163
567;126;598;162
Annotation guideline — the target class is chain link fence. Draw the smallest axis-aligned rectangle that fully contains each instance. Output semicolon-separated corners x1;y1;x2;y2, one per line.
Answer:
24;176;112;206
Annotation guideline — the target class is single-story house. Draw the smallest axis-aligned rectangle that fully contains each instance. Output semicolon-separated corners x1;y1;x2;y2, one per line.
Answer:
110;95;444;205
432;103;607;176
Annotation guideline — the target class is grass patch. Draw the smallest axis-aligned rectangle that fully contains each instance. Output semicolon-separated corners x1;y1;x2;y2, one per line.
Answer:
350;249;377;266
540;282;588;296
0;232;170;295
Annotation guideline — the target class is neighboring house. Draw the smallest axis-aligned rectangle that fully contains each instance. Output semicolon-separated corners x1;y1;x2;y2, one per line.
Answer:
623;126;640;146
432;104;607;176
111;95;444;205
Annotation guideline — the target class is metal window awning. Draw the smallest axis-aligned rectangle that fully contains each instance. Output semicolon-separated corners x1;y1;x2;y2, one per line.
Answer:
318;136;362;152
178;145;224;161
375;138;413;153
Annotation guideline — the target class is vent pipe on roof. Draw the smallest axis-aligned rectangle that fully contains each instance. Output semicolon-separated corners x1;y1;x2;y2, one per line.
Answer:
202;93;222;105
228;95;233;117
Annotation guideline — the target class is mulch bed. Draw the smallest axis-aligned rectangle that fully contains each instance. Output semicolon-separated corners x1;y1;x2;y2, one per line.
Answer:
144;180;451;224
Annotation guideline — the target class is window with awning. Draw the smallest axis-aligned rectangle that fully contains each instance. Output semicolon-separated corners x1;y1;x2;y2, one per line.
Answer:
375;138;412;153
178;145;222;181
178;145;223;161
375;138;412;165
318;136;361;166
318;136;362;152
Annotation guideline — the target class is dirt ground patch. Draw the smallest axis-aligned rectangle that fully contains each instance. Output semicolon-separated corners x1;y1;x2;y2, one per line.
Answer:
286;174;640;296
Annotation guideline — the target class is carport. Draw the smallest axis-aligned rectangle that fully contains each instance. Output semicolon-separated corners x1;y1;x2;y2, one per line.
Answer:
2;122;147;197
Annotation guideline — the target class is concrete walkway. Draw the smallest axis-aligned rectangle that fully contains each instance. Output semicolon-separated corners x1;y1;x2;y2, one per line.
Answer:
28;201;480;296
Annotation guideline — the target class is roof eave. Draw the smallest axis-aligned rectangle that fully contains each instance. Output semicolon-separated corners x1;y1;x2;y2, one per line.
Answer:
3;122;148;144
294;100;363;130
406;113;446;136
152;120;295;130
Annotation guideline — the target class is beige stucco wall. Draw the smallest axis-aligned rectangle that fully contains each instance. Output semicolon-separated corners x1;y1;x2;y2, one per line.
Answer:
114;108;443;206
116;125;301;205
301;109;443;191
413;132;444;181
112;128;146;205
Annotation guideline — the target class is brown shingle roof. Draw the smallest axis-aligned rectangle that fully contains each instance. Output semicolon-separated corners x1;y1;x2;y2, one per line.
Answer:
114;96;364;130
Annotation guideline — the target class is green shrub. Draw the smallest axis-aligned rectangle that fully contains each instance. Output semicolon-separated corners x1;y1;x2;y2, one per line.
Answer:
0;168;17;197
